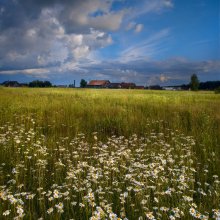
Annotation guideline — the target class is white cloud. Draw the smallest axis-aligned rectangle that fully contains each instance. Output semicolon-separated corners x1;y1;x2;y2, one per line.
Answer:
89;11;125;31
126;22;143;33
73;45;90;59
0;68;50;77
134;24;144;33
0;0;174;79
0;7;114;71
60;0;126;32
164;0;174;8
126;22;136;31
0;0;120;73
120;28;170;62
68;35;84;46
159;74;170;82
127;0;174;21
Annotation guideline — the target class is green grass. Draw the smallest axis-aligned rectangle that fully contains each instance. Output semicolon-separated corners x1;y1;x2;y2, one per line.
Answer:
0;87;219;219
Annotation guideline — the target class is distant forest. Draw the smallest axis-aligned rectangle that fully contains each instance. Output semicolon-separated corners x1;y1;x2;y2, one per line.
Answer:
1;80;52;88
198;81;220;90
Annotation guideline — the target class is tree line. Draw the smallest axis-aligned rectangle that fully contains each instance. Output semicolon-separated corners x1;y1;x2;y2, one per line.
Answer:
1;80;52;87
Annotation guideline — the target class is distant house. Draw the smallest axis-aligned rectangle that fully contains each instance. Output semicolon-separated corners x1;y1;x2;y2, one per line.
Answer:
163;86;176;91
107;83;122;89
87;80;110;88
163;86;182;91
120;82;136;89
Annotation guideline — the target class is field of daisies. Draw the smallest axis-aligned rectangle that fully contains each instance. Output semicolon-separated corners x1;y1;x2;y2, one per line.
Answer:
0;88;219;219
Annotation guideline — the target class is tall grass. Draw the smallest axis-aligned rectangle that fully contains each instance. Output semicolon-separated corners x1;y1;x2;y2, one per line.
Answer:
0;87;219;219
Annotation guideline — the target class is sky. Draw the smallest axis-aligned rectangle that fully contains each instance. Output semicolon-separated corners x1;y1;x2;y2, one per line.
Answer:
0;0;219;86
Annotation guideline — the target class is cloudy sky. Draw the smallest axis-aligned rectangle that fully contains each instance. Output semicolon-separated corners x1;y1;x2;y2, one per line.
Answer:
0;0;219;86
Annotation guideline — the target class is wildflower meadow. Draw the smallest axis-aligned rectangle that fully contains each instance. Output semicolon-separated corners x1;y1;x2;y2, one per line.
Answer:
0;88;219;219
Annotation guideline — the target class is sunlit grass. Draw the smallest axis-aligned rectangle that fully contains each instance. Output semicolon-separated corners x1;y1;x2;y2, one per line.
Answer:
0;87;219;219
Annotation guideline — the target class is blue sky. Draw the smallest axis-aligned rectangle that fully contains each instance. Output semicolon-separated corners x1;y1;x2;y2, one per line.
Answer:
0;0;219;86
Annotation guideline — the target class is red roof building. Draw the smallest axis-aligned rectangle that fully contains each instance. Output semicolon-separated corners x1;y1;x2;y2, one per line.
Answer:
87;80;110;88
120;82;136;89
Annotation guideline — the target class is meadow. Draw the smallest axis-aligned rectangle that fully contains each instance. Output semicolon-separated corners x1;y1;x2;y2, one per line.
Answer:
0;87;219;219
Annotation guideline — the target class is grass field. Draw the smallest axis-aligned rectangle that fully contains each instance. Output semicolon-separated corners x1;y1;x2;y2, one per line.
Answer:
0;87;219;219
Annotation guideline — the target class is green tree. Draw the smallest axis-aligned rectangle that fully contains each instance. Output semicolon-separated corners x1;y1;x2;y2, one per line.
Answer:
44;81;52;87
190;74;199;91
80;79;87;88
29;80;52;87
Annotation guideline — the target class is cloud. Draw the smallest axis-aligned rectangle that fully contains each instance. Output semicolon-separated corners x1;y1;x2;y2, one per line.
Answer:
0;68;50;78
0;0;123;31
57;0;126;33
126;22;136;31
72;46;90;59
0;9;113;70
159;74;171;82
0;0;119;74
120;28;170;62
0;0;174;74
89;11;125;31
134;24;144;33
127;0;174;21
126;22;144;33
164;0;174;8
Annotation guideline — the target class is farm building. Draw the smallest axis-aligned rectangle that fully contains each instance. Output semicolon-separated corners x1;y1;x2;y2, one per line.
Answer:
107;83;122;89
87;80;110;88
120;82;136;89
163;86;182;91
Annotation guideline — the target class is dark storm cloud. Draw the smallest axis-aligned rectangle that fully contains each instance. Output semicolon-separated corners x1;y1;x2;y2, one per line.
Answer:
0;1;25;30
0;0;123;32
